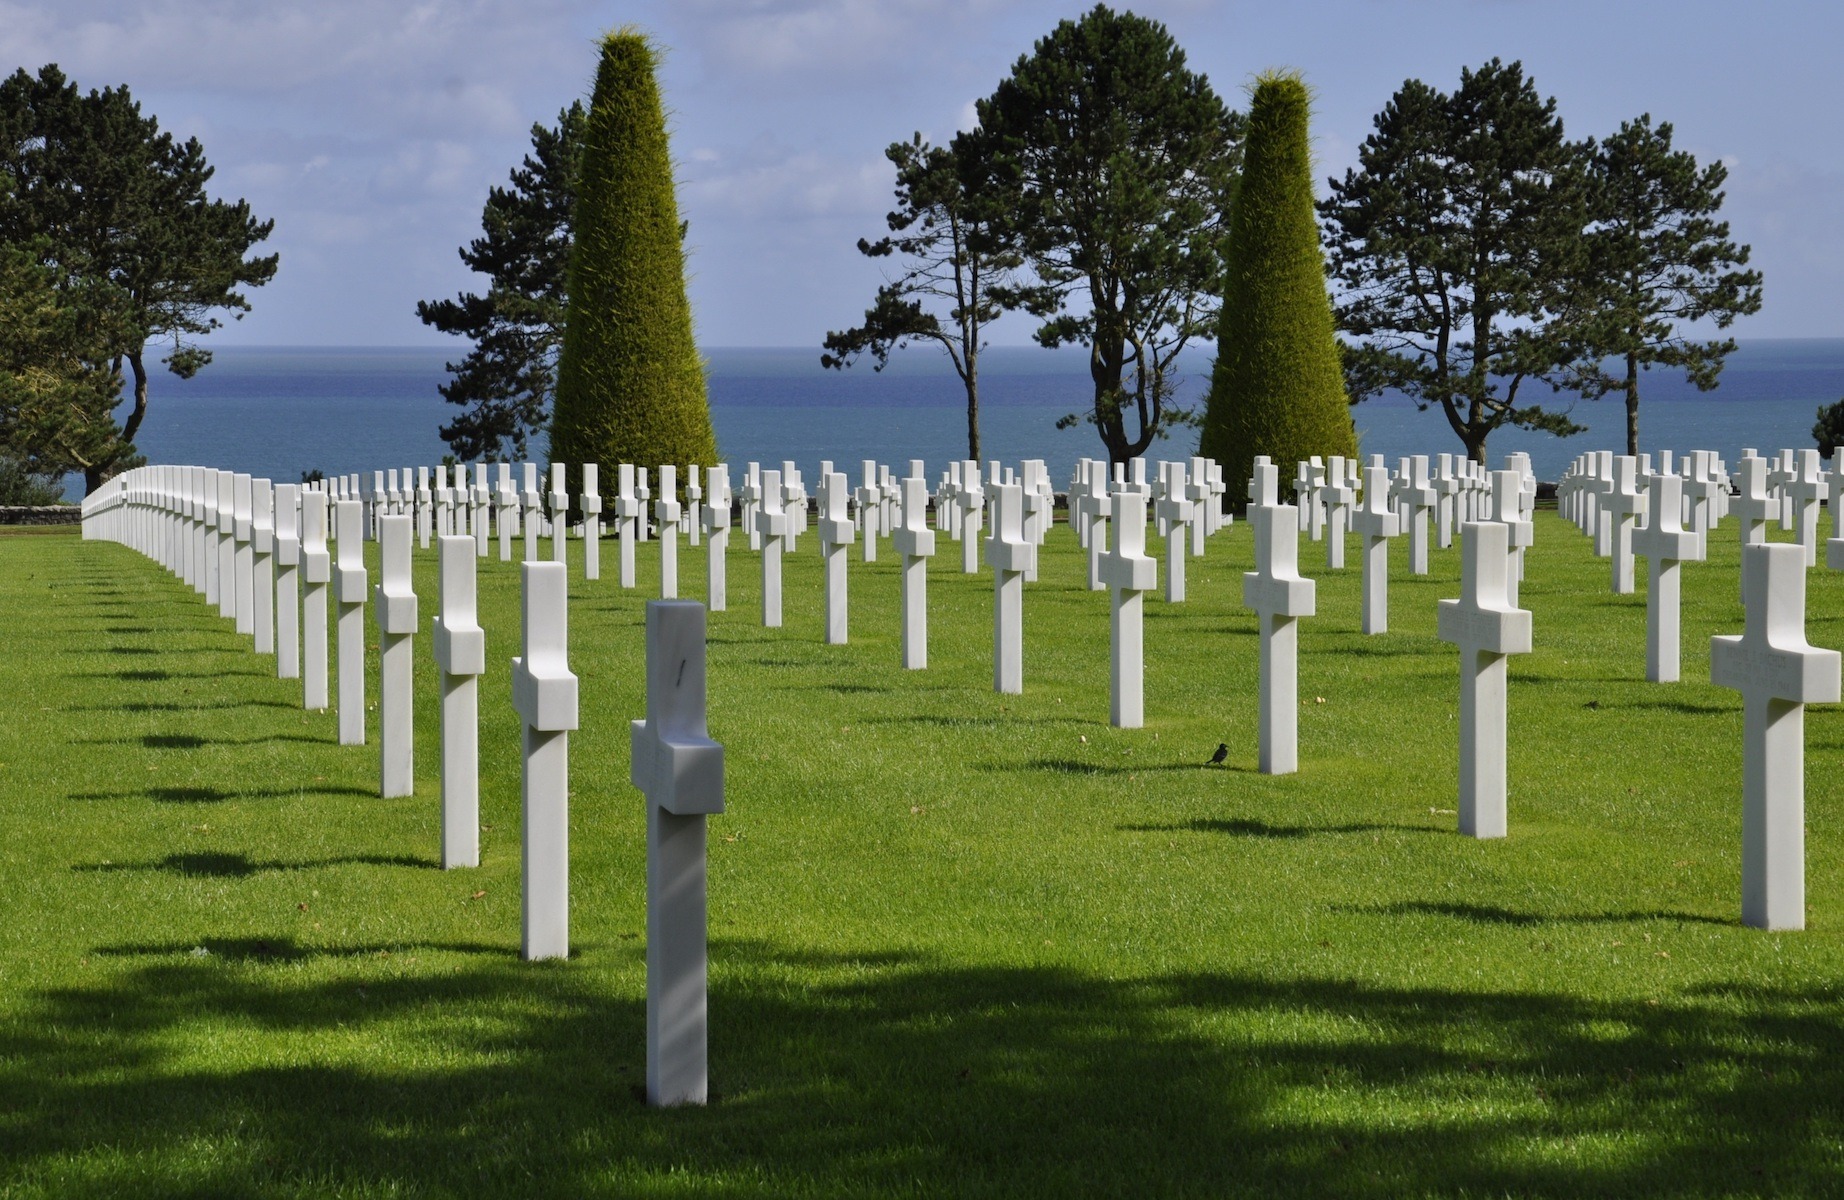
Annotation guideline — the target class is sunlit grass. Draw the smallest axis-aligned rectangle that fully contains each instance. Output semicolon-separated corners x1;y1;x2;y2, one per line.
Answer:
1;508;1841;1196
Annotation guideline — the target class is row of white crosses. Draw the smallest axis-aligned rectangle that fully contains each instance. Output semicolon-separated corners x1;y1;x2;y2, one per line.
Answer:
87;466;730;1101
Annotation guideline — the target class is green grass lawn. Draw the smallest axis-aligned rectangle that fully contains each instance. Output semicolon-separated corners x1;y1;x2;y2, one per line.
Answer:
2;507;1842;1197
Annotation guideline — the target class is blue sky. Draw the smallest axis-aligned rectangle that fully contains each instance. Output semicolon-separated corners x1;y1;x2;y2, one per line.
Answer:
5;0;1839;348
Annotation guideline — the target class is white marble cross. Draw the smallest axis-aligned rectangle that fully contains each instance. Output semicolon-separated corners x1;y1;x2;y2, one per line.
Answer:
782;461;807;555
1711;541;1841;930
1244;462;1316;773
958;458;984;573
251;478;276;655
893;462;935;669
301;489;330;711
233;472;255;633
1352;463;1400;635
1483;469;1533;608
376;514;418;797
986;481;1035;694
1100;485;1157;727
275;483;302;681
1634;472;1701;683
1605;455;1644;595
434;465;454;538
637;467;653;543
474;463;493;558
333;498;369;746
702;464;731;612
856;460;881;563
497;463;518;561
1435;454;1459;549
629;600;725;1106
433;534;485;868
741;462;762;552
657;464;682;598
1398;455;1436;575
617;463;640;587
1437;521;1532;837
512;561;579;960
1786;448;1825;566
754;468;788;627
1080;460;1110;590
1323;456;1354;569
819;469;854;644
547;463;569;566
581;463;603;581
1155;462;1193;602
521;462;542;561
417;466;433;549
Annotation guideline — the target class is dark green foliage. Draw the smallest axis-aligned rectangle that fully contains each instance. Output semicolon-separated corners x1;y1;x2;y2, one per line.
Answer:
549;31;714;505
1321;60;1590;463
1814;399;1844;459
1200;73;1356;495
823;135;1028;461
0;233;131;487
1569;115;1763;456
975;5;1241;465
417;103;583;462
0;64;276;492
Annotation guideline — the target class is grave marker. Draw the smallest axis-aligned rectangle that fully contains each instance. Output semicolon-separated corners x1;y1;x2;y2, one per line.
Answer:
1711;542;1841;930
1243;463;1315;773
376;514;418;797
819;470;854;644
251;479;275;654
1634;472;1701;683
630;600;724;1107
1100;486;1157;727
433;534;485;868
1437;521;1532;838
511;561;578;960
893;463;935;669
754;468;787;627
1352;464;1400;635
301;489;330;710
657;465;681;598
582;463;602;581
333;499;369;745
703;465;732;612
275;484;301;680
987;481;1034;694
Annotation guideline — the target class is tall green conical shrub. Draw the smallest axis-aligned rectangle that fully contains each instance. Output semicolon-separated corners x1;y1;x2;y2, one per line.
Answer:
550;30;716;504
1199;71;1355;503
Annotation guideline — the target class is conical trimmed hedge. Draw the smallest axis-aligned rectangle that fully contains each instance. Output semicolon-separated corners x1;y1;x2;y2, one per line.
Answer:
550;30;716;504
1199;71;1355;501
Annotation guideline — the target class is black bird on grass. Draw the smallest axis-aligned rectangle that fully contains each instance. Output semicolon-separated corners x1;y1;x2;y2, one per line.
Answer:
1207;743;1228;766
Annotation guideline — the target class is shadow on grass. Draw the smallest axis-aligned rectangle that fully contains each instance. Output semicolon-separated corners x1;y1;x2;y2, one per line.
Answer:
1337;900;1731;927
1;943;1838;1194
74;851;435;878
64;699;300;714
1020;758;1232;777
69;783;377;804
71;732;326;750
69;667;266;682
1122;818;1442;838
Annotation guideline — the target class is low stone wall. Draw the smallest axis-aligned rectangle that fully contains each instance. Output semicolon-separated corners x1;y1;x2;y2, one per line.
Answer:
0;506;81;526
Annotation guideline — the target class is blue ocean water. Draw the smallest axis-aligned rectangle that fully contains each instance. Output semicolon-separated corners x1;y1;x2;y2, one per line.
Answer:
89;339;1844;497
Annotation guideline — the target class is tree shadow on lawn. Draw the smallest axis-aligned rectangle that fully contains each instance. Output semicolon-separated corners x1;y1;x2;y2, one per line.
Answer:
1122;818;1443;838
63;698;300;714
1336;900;1731;928
70;732;328;751
68;784;377;804
73;851;435;878
68;667;267;683
1022;758;1239;777
2;942;1838;1195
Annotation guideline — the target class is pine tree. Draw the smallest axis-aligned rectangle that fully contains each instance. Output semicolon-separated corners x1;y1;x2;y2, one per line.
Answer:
1200;72;1355;495
548;30;715;506
417;103;583;462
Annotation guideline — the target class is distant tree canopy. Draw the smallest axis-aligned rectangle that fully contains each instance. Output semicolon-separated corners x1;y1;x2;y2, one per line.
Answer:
0;64;277;493
1814;399;1844;460
417;102;583;462
975;5;1242;465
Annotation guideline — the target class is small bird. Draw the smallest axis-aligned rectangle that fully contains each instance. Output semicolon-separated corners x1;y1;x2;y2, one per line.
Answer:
1207;743;1229;766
